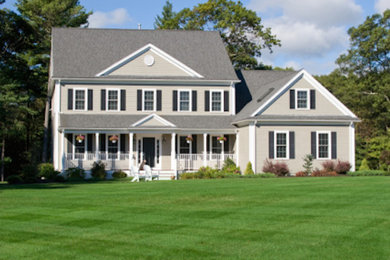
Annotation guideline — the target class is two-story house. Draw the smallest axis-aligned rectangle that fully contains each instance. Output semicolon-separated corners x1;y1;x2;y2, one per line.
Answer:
50;28;359;179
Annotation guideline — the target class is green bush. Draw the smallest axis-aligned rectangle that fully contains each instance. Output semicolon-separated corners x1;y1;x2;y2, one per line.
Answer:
302;154;313;175
258;172;277;178
112;170;127;179
244;162;254;175
359;158;370;171
221;159;241;175
347;170;390;176
38;163;60;180
21;165;38;183
7;175;23;184
65;167;85;180
54;175;66;182
91;161;106;180
180;172;196;179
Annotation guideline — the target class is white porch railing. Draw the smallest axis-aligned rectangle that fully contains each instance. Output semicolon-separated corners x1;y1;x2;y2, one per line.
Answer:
176;153;235;171
65;153;129;170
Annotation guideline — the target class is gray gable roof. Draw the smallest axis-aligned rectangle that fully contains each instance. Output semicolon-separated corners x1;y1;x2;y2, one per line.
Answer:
51;28;238;81
234;70;299;121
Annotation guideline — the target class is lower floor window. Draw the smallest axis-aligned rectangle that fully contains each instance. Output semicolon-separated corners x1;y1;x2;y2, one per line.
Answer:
275;132;288;159
211;136;222;154
179;136;190;154
108;135;118;159
74;135;85;159
318;132;330;159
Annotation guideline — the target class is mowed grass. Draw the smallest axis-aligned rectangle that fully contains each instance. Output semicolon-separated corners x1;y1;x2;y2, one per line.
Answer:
0;177;389;259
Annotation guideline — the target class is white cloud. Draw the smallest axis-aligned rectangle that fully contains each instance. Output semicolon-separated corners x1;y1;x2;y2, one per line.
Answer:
375;0;390;13
88;8;132;28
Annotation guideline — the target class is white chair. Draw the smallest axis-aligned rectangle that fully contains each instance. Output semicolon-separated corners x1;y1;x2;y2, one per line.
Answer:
130;165;139;182
144;165;152;182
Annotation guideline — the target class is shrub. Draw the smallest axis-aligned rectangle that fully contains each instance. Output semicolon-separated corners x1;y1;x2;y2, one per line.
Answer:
258;172;276;178
359;158;370;171
302;154;313;175
38;163;60;180
380;150;390;171
244;162;254;175
7;175;23;184
312;169;338;177
112;170;127;179
347;170;390;176
54;175;66;182
21;165;38;183
335;160;351;174
197;166;218;178
262;159;289;176
321;161;336;172
65;167;85;180
180;172;196;179
91;161;106;180
222;158;241;175
222;157;236;169
295;171;307;177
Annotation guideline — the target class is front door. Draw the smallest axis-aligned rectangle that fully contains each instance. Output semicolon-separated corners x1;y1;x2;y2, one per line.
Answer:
143;138;155;167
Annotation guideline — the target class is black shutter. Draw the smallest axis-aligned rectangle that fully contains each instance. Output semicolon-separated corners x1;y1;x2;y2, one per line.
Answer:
66;134;72;154
331;132;337;159
120;134;126;153
88;89;93;110
137;89;142;111
207;135;210;152
172;90;178;111
310;89;316;109
289;131;295;159
224;91;229;112
269;131;274;159
290;89;295;109
120;89;126;111
311;132;317;159
100;134;106;152
175;134;178;154
101;89;106;111
192;90;197;111
192;135;197;154
87;134;93;152
157;90;162;111
68;89;73;110
224;135;230;153
205;91;210;111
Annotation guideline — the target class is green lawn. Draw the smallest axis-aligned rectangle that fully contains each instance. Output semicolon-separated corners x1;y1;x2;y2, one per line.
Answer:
0;177;389;259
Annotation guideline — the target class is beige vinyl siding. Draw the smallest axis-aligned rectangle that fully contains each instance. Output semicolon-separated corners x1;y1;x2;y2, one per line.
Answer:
255;125;350;174
61;84;231;115
109;50;190;77
262;78;344;116
237;126;249;170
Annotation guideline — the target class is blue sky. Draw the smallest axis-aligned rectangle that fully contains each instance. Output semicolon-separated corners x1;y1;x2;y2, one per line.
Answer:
3;0;390;75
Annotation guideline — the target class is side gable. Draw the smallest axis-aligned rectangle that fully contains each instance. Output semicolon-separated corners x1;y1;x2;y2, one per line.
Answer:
96;44;204;78
251;70;357;118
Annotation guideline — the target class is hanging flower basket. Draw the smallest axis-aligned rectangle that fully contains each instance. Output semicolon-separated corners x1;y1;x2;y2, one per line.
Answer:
186;135;193;143
76;135;85;143
217;136;226;143
109;135;119;143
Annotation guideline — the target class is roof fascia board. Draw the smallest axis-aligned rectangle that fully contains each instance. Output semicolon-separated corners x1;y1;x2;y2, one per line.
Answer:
232;118;358;125
132;113;176;127
95;43;204;78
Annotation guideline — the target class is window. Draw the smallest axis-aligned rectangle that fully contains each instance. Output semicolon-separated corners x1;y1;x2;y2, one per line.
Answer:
107;90;119;111
211;91;222;112
179;136;190;154
179;90;191;111
211;136;222;154
74;89;86;110
138;139;142;164
74;134;85;159
143;90;155;111
107;135;119;159
296;90;309;109
275;132;288;159
318;132;330;159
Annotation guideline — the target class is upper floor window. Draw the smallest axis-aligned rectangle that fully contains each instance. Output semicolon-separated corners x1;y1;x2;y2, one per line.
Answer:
275;131;288;159
317;132;330;159
296;90;309;109
179;90;191;111
211;90;222;112
143;90;156;111
107;90;119;111
74;89;86;110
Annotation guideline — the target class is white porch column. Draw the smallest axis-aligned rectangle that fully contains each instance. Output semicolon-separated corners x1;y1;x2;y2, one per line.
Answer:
235;130;239;166
171;133;177;171
95;133;99;160
60;131;65;171
249;122;256;172
203;133;207;167
129;133;134;169
349;122;355;171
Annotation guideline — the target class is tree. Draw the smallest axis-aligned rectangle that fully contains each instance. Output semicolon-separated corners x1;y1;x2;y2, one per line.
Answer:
154;0;280;69
16;0;92;162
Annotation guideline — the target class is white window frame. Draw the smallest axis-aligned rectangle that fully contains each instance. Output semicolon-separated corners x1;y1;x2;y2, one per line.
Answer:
295;89;310;110
274;131;289;159
317;131;331;160
106;89;120;112
73;88;87;111
72;133;87;160
178;89;192;112
106;134;120;160
210;90;224;112
142;89;157;112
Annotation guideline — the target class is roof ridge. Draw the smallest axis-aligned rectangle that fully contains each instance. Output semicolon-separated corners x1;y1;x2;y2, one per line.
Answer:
52;27;220;34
